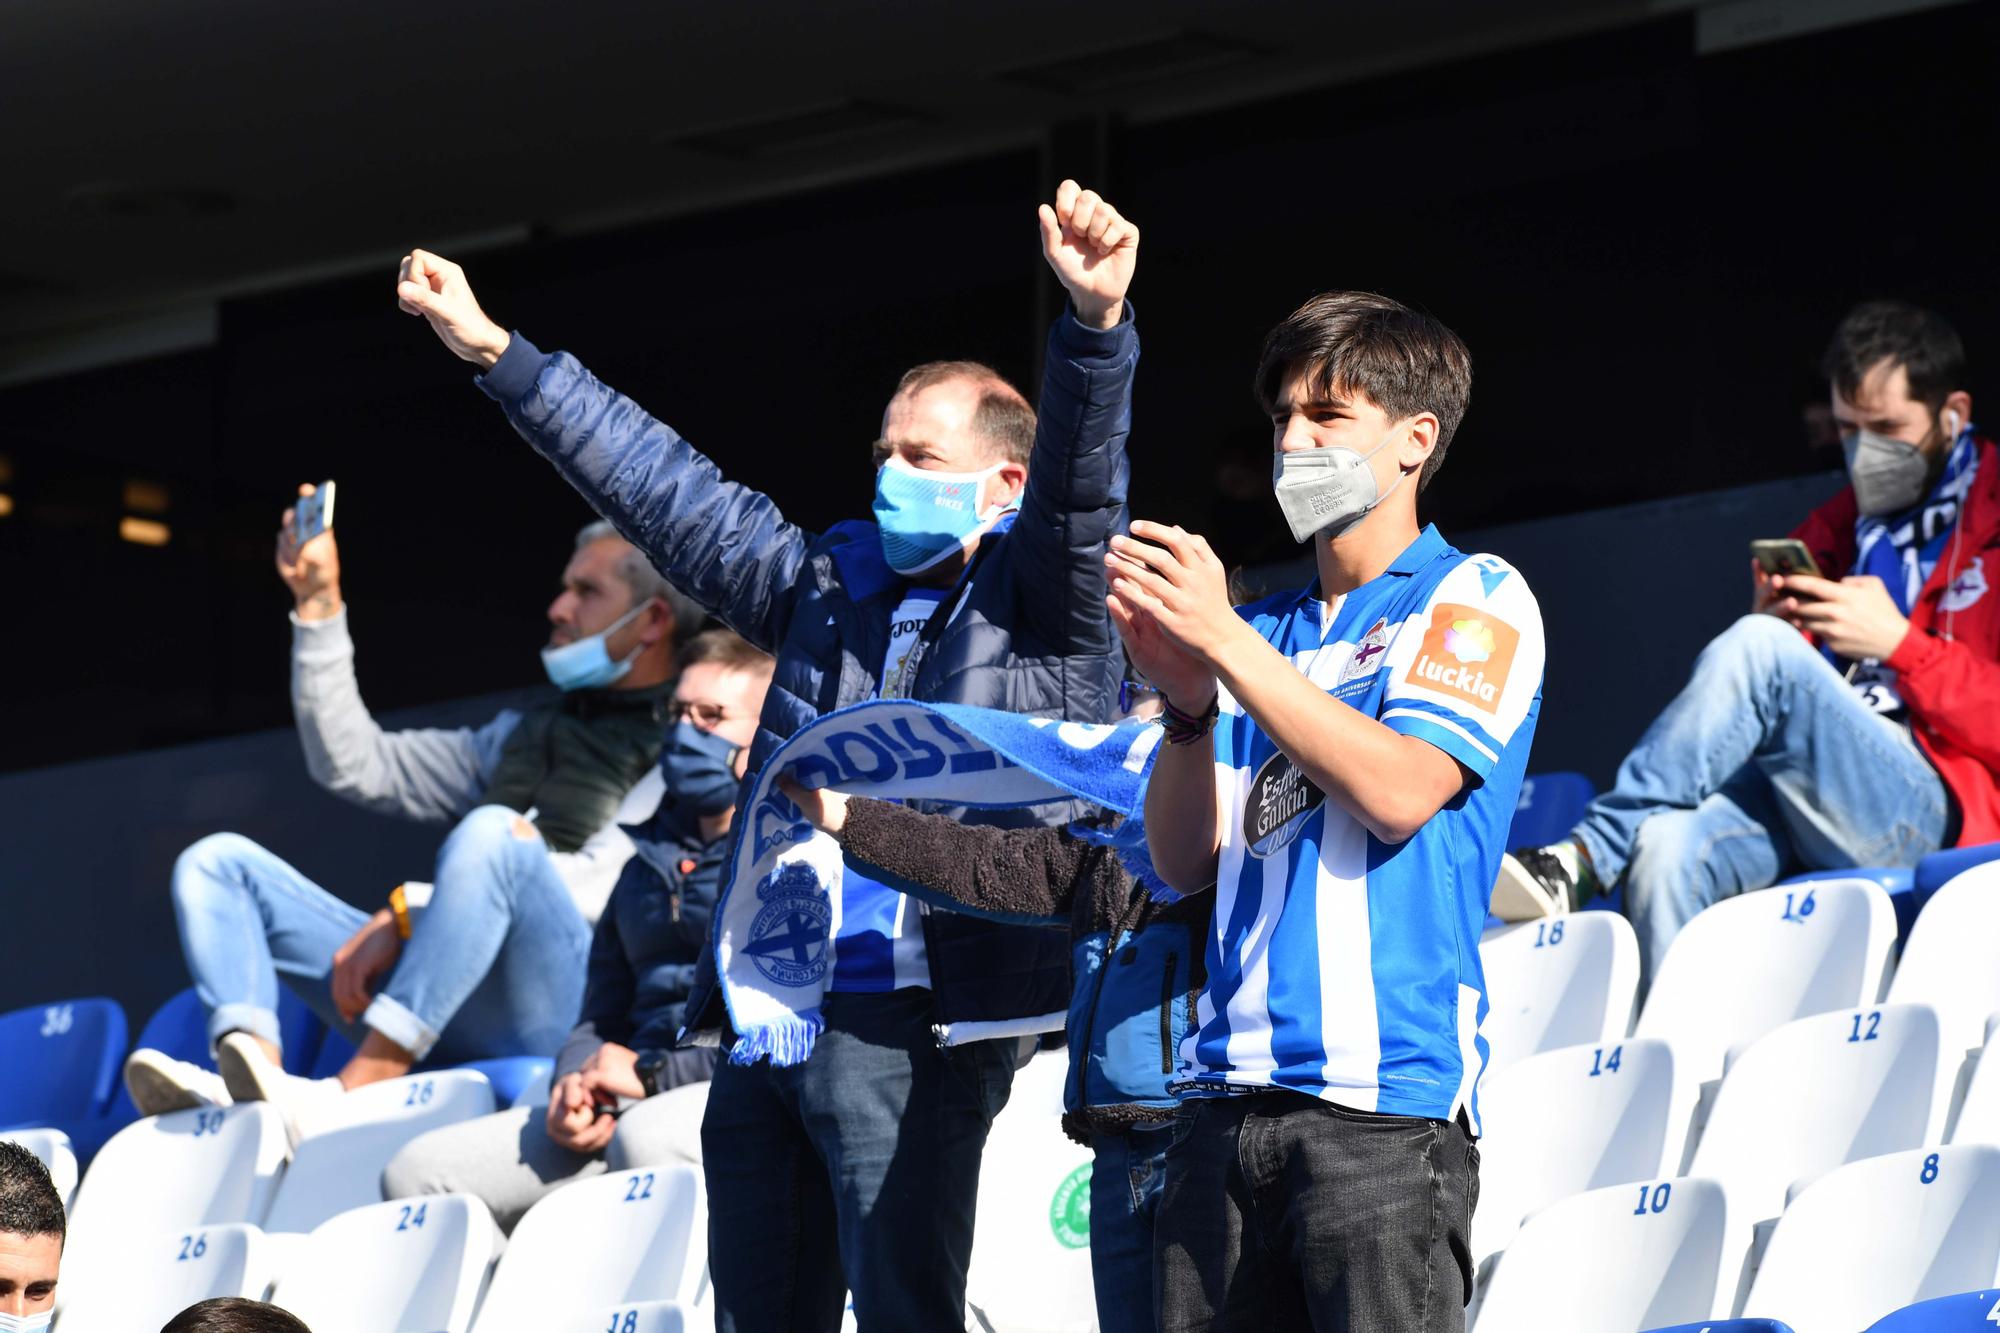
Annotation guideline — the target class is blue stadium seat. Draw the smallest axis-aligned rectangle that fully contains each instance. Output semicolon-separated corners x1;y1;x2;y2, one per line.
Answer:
1864;1290;2000;1330
1915;842;2000;908
1645;1323;1795;1333
0;998;126;1127
455;1056;555;1107
1506;772;1595;852
310;1031;553;1106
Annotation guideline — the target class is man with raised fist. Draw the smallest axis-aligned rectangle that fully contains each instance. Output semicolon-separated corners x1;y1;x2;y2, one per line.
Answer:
397;181;1139;1333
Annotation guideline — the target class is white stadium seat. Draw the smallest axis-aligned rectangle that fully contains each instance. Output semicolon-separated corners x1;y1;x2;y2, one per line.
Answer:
962;1049;1098;1333
54;1223;279;1333
1;1128;77;1207
1635;879;1896;1084
1478;912;1639;1073
59;1103;289;1309
1472;1037;1697;1270
1473;1176;1748;1333
261;1069;495;1234
557;1303;715;1333
269;1195;500;1333
1950;1023;2000;1146
1888;864;2000;1067
1741;1145;2000;1333
1688;1003;1944;1229
473;1165;711;1333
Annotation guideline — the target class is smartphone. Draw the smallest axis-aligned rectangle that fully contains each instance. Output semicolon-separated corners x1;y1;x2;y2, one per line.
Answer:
294;481;337;546
1750;538;1820;579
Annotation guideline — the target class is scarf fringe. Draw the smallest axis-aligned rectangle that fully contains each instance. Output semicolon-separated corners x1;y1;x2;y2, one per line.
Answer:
728;1009;823;1068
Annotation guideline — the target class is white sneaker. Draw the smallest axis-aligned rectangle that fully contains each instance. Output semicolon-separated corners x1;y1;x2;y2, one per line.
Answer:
123;1048;233;1116
216;1032;345;1145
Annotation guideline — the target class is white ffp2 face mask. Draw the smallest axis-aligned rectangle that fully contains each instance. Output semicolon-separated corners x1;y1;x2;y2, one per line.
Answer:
1271;428;1408;544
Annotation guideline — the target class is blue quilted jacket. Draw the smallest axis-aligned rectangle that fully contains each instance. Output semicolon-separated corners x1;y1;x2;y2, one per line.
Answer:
475;305;1139;1040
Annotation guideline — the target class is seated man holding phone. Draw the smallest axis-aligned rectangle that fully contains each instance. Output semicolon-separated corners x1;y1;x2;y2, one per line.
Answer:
383;628;770;1231
1501;300;2000;979
125;495;700;1141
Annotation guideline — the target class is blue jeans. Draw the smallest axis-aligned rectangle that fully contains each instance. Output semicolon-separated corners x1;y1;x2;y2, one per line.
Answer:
699;988;1016;1333
1090;1122;1171;1333
171;805;590;1062
1573;615;1952;980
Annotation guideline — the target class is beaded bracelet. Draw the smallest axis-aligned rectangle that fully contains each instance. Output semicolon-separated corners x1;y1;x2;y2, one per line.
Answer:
1161;693;1220;746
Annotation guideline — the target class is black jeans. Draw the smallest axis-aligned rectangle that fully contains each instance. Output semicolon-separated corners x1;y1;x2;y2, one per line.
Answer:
700;988;1017;1333
1154;1093;1480;1332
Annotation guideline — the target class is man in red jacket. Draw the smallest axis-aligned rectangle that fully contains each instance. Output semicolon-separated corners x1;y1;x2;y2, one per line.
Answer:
1501;300;1999;980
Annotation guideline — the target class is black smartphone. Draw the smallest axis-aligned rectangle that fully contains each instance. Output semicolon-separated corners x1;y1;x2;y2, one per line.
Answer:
1750;538;1820;579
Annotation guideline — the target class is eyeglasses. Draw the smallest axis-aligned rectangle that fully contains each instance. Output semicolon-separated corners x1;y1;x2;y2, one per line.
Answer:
669;700;739;728
1117;679;1161;715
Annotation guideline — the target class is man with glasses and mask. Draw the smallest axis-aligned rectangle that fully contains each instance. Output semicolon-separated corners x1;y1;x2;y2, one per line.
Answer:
1502;300;2000;981
125;513;700;1141
396;179;1138;1333
385;628;772;1230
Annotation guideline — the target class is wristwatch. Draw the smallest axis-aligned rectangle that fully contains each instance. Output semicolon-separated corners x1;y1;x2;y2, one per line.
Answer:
634;1049;672;1098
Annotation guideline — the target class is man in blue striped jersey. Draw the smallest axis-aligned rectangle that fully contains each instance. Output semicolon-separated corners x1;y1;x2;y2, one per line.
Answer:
1105;291;1545;1330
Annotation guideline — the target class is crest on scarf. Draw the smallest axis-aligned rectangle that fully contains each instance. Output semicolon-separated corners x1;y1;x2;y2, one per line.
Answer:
743;862;831;988
1943;556;1989;614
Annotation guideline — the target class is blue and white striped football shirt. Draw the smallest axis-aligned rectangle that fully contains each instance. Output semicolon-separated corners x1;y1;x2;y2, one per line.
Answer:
1176;525;1544;1133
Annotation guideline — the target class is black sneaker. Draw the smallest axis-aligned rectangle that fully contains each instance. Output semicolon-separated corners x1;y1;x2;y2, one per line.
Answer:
1492;847;1577;922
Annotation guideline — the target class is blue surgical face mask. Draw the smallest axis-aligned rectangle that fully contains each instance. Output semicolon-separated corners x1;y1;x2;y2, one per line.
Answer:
872;455;1013;575
541;601;649;692
0;1312;53;1333
661;721;741;816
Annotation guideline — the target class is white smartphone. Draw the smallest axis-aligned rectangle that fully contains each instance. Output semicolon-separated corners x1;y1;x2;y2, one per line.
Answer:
294;481;337;545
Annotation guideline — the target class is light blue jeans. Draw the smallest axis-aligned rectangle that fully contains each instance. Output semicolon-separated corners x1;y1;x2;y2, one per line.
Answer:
171;805;590;1063
1574;615;1952;982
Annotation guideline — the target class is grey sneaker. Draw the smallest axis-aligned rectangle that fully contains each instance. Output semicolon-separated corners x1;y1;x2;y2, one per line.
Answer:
1492;847;1579;922
123;1048;232;1116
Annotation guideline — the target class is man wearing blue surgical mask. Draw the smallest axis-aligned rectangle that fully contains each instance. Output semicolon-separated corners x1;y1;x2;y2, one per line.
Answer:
1503;300;2000;984
399;178;1139;1333
126;516;702;1144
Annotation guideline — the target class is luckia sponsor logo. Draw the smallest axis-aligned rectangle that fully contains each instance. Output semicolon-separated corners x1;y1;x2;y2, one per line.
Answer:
1413;616;1501;705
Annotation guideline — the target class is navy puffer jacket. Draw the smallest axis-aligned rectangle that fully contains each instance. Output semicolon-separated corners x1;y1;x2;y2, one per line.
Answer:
476;306;1138;1040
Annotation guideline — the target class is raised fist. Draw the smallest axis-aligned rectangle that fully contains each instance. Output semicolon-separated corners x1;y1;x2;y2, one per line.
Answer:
277;483;343;621
1038;181;1139;331
396;249;511;369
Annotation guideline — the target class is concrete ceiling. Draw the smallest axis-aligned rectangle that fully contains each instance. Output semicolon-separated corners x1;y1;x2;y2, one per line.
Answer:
0;0;1810;380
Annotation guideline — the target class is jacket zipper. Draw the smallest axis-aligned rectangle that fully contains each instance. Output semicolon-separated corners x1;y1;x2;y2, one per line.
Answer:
1160;952;1178;1074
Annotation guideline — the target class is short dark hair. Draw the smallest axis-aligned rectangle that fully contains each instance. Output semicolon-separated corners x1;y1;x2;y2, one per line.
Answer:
0;1141;64;1245
162;1298;313;1333
1253;291;1474;492
675;627;774;678
1822;300;1966;413
892;361;1037;466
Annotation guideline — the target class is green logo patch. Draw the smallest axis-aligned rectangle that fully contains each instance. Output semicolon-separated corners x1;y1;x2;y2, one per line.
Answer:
1049;1162;1092;1249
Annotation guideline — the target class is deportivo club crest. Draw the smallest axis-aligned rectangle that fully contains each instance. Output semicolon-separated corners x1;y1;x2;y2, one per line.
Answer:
743;862;831;988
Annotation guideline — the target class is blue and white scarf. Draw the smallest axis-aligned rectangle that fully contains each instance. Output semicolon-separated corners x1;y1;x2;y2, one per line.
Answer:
714;700;1164;1067
1836;428;1978;713
1852;427;1979;616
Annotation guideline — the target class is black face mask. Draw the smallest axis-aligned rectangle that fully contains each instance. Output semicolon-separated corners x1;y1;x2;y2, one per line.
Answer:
660;721;740;816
